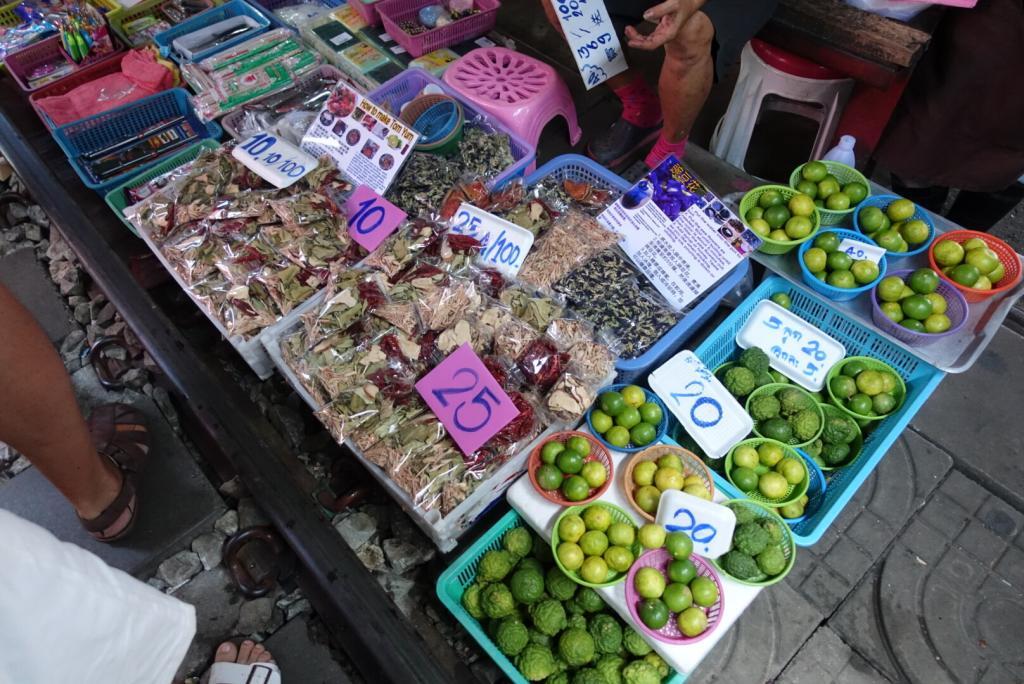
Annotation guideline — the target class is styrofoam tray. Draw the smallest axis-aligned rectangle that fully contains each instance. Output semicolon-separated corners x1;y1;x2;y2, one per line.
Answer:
735;299;846;391
506;427;763;678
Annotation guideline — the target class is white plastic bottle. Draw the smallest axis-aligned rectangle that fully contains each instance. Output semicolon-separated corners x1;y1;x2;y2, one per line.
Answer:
823;135;857;167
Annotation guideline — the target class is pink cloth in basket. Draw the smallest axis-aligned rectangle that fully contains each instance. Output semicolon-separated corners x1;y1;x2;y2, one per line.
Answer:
35;50;175;126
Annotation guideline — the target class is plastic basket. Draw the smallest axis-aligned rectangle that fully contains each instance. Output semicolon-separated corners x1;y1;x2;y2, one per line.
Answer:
551;503;643;588
824;355;907;424
376;0;499;58
220;64;345;140
367;69;534;188
744;384;823;448
586;384;669;454
107;0;216;47
927;230;1023;303
527;431;612;506
797;229;887;302
622;444;715;523
739;185;820;255
725;438;809;507
517;154;752;384
814;403;862;472
870;268;969;346
103;139;220;234
853;194;935;258
788;160;871;226
251;0;340;10
692;276;945;546
350;0;382;25
5;35;121;92
153;0;271;63
624;548;724;645
436;509;684;684
710;500;796;586
53;88;222;194
0;0;23;26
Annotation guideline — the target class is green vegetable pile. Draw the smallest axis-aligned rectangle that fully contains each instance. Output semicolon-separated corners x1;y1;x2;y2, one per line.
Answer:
748;386;821;445
462;525;672;682
716;503;790;583
720;347;775;401
803;407;860;474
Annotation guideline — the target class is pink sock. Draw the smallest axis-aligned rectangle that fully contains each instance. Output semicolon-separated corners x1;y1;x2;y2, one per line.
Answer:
645;134;687;169
613;77;662;128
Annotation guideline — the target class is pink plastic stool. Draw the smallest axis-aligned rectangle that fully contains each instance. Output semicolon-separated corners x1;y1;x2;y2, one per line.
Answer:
443;47;581;170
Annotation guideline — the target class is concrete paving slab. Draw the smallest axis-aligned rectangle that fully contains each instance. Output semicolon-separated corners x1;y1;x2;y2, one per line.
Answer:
785;430;952;614
263;616;353;684
688;580;824;683
911;327;1024;511
777;626;892;684
832;473;1024;684
0;366;225;578
0;246;72;342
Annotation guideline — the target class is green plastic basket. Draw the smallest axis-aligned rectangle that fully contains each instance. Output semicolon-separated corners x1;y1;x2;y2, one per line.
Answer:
103;140;219;234
745;383;824;448
788;160;871;226
824;355;907;424
725;438;809;507
551;502;642;588
711;499;796;586
738;184;820;255
814;403;863;471
107;0;215;46
436;509;684;684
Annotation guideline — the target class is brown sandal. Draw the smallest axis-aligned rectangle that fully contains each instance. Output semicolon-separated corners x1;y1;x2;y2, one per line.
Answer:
78;404;151;542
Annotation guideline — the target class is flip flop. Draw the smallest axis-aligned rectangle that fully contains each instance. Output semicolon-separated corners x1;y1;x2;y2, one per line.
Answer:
77;403;150;542
209;660;281;684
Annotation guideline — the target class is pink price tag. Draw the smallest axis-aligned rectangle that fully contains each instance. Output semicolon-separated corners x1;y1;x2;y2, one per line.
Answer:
416;343;521;456
346;185;406;252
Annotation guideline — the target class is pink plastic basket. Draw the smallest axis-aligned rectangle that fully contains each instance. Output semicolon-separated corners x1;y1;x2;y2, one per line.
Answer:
871;268;969;347
375;0;499;58
350;0;381;25
5;35;120;92
624;548;724;645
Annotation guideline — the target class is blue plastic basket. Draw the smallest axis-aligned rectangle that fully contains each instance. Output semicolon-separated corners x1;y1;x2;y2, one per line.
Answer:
415;100;461;143
586;383;669;453
853;194;935;259
690;275;945;546
252;0;340;10
153;0;273;63
797;228;887;302
436;509;684;684
366;69;535;188
518;154;752;384
53;89;222;194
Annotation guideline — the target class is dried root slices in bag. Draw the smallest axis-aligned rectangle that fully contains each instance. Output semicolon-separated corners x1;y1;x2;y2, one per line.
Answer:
415;275;484;332
546;372;600;424
493;316;538;361
435;313;491;356
518;209;621;288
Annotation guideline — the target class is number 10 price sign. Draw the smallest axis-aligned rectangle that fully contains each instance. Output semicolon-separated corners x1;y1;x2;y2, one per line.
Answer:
416;343;521;456
345;185;406;252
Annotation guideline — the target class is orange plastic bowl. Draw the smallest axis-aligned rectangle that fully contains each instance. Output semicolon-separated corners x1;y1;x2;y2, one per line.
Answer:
928;230;1022;303
528;431;613;506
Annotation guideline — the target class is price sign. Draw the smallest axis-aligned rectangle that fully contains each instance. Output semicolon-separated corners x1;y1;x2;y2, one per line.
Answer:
547;0;628;90
416;343;521;456
649;351;752;459
655;490;736;559
736;299;846;391
345;185;406;252
450;203;535;277
837;238;886;265
232;132;315;189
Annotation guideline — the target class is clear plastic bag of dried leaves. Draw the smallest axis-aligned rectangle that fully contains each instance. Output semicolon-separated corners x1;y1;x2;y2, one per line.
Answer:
219;277;282;339
415;275;484;332
499;286;564;332
360;218;443;280
518;209;621;289
301;267;388;344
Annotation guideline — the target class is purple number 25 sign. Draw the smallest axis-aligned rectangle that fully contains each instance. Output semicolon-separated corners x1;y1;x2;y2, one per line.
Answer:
416;344;520;455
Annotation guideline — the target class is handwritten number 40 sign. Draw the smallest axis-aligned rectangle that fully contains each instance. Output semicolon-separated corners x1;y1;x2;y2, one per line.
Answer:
549;0;628;89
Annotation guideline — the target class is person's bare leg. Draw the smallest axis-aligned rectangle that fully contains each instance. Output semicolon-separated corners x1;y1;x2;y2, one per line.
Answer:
0;282;122;520
659;11;715;143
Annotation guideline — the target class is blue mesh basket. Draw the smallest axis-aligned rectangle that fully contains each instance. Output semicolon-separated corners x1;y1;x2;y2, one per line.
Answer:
53;89;222;194
367;69;535;188
153;0;274;63
414;100;461;144
691;275;945;546
852;194;935;259
797;228;888;302
586;383;669;453
514;154;751;384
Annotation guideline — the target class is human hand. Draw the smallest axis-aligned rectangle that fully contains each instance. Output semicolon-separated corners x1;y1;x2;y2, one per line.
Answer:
624;0;698;51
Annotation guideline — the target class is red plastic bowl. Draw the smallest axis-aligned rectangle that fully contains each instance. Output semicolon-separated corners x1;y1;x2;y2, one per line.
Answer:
527;431;612;506
928;230;1022;303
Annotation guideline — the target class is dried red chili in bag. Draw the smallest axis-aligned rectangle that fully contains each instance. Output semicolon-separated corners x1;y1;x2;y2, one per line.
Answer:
517;338;570;390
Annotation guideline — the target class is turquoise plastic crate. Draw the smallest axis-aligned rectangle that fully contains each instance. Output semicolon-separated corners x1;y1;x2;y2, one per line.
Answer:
437;509;685;684
689;275;945;546
517;154;751;384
